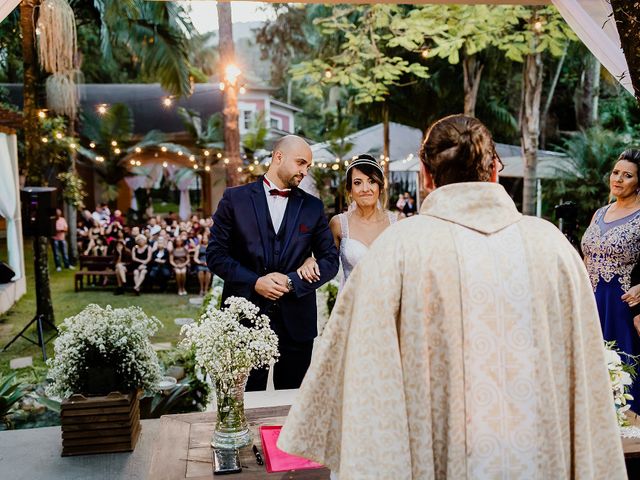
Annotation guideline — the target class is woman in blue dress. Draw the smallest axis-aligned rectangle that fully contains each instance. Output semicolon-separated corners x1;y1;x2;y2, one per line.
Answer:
582;149;640;410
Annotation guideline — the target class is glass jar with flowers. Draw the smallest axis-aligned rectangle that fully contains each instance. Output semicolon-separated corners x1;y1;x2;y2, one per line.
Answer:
181;296;279;449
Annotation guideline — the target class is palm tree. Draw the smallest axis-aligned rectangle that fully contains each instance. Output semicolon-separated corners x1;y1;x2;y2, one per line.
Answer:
72;0;195;97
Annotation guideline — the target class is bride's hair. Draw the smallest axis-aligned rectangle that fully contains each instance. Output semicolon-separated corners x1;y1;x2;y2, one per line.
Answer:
419;115;494;187
345;155;387;208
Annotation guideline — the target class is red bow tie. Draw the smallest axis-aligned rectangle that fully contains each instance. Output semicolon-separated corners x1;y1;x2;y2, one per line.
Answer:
269;189;290;197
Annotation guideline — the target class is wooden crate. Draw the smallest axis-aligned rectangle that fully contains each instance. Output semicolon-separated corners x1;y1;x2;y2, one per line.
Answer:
60;391;141;457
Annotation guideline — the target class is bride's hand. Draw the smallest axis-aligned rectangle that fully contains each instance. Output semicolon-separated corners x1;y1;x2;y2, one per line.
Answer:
622;284;640;307
297;257;320;283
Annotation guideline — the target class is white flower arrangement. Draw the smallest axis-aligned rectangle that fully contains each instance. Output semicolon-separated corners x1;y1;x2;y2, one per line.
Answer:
46;304;162;398
605;341;635;427
209;275;224;310
180;296;279;391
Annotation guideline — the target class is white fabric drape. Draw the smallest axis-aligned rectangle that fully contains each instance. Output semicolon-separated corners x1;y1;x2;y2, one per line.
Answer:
175;168;196;221
0;133;21;279
0;0;20;24
552;0;633;95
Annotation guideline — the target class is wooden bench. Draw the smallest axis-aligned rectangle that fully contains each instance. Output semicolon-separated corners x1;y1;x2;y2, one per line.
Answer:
74;255;117;292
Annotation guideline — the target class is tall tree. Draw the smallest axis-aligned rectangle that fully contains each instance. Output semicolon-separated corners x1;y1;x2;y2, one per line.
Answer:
20;0;55;326
216;1;241;186
575;52;601;130
611;1;640;103
498;6;575;215
290;5;432;191
413;5;513;117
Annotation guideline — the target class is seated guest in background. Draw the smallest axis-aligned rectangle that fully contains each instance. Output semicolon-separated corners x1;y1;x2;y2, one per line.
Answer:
131;234;151;295
125;226;140;250
170;237;190;296
83;220;107;256
193;230;211;296
149;237;171;292
279;115;625;479
402;193;417;217
112;209;126;226
111;240;130;296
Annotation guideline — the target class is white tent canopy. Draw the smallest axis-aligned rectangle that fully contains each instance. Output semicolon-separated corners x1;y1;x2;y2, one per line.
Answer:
0;131;26;314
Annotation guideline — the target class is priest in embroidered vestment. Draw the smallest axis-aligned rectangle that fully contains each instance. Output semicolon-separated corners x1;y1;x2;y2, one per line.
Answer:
278;115;626;479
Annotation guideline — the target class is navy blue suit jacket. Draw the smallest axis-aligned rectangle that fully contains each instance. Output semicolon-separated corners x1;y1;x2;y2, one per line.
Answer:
207;178;339;342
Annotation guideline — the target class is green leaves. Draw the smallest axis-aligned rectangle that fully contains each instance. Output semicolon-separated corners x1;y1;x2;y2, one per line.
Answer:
291;5;431;105
0;373;27;422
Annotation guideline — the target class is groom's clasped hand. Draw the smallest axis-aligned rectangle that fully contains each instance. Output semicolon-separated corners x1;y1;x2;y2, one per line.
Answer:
255;272;290;301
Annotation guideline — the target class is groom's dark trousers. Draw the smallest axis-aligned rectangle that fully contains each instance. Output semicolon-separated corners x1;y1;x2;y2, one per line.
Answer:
207;178;339;390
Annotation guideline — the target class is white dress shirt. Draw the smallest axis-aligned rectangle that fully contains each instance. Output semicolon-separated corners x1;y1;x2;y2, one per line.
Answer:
263;175;290;233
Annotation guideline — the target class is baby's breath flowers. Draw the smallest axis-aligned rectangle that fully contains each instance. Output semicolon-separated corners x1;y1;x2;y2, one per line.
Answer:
180;296;279;391
46;304;162;398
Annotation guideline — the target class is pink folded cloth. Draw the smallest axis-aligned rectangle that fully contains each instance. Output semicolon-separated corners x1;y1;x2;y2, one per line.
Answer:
260;426;324;473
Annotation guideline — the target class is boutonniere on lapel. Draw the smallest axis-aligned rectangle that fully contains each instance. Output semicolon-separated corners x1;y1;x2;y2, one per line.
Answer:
299;223;310;234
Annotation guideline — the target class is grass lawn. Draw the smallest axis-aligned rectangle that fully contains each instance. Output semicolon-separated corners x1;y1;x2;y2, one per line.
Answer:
0;237;202;375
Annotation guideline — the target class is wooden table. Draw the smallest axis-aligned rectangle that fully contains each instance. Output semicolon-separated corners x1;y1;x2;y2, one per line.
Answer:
147;405;330;479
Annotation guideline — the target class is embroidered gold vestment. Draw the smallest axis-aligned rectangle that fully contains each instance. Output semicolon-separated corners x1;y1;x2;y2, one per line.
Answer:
278;183;626;480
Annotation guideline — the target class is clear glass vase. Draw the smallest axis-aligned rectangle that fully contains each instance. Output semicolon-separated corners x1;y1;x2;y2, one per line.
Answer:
211;373;252;449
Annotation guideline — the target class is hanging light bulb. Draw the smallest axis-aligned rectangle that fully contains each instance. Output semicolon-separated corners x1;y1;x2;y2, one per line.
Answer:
162;97;173;107
130;159;136;165
332;164;339;171
161;146;167;152
189;155;195;162
239;86;247;95
324;68;333;79
114;148;121;154
97;104;108;115
237;167;242;173
249;165;254;172
135;147;142;153
204;150;210;156
177;151;183;156
219;82;225;91
55;132;63;139
41;137;48;143
205;165;211;172
96;156;105;162
224;158;230;164
217;152;222;159
89;142;96;149
162;161;168;168
135;160;142;166
111;140;118;147
69;143;76;149
38;110;46;119
193;164;199;170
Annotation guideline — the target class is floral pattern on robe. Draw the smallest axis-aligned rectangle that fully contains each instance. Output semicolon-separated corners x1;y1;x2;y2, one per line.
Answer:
278;182;626;480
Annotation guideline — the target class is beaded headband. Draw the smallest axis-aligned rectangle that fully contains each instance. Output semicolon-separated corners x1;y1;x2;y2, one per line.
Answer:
346;154;384;176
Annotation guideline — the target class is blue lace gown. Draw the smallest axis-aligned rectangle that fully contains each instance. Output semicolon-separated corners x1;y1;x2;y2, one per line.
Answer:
582;205;640;409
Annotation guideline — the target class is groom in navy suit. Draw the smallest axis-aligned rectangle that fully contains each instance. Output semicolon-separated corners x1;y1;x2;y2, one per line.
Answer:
207;135;339;390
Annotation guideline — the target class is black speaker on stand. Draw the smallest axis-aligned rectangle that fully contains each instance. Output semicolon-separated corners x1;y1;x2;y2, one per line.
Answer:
21;187;57;237
2;187;58;360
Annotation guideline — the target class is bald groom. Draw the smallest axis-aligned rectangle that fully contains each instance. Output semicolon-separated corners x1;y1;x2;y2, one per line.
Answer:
207;135;339;390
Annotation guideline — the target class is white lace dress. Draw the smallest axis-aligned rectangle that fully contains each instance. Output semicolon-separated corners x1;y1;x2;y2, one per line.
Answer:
338;211;397;289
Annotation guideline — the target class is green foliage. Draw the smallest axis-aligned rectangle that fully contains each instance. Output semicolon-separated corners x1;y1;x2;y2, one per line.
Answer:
546;127;628;228
414;5;514;63
495;6;576;63
176;107;224;152
142;348;211;418
85;0;195;96
57;171;87;208
0;372;27;428
291;5;431;104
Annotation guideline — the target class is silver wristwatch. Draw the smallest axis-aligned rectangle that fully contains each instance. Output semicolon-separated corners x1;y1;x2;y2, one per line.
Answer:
286;277;294;292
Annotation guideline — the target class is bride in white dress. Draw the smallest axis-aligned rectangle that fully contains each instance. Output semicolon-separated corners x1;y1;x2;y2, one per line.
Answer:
297;154;396;288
